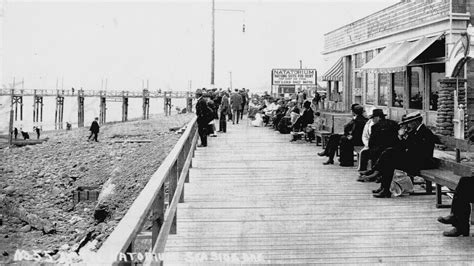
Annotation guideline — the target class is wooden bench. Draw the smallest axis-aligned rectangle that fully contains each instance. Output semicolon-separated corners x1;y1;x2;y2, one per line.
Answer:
354;146;364;163
418;157;474;225
314;125;331;148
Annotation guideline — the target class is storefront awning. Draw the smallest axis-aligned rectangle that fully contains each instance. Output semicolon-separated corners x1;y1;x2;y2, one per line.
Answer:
360;34;443;73
322;57;343;81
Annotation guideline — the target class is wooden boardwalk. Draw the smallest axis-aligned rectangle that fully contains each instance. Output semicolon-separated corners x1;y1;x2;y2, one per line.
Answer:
164;121;474;265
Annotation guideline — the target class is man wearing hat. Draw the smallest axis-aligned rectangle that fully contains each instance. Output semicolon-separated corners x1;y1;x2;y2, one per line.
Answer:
370;111;436;198
437;126;474;237
195;89;214;147
358;109;399;182
318;104;367;165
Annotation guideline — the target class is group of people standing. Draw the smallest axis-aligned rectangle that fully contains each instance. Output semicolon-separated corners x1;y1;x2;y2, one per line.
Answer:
12;126;41;140
195;88;249;147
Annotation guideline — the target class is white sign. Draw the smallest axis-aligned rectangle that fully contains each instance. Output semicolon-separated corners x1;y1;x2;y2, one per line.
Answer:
272;69;317;85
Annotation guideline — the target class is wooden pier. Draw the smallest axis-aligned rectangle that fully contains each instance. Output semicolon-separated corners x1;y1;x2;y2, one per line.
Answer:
1;88;194;131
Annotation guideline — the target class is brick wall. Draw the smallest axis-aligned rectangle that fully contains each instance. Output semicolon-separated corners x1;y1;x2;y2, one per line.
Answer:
324;0;450;53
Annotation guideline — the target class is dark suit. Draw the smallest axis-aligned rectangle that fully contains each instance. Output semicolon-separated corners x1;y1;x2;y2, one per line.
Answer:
323;115;368;165
230;93;243;124
339;115;368;166
196;97;213;146
368;118;399;162
449;176;474;233
374;123;435;190
88;120;100;142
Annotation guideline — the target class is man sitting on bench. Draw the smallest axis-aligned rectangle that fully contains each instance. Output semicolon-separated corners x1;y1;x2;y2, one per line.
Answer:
371;112;436;198
437;127;474;237
317;104;367;166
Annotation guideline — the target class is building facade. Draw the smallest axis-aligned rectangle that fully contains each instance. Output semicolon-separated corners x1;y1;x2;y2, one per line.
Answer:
322;0;474;137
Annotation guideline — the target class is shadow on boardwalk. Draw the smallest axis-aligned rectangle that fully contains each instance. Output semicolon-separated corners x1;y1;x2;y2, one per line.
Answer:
164;120;474;264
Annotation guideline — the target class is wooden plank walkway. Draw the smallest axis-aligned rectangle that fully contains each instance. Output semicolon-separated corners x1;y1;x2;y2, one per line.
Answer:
164;120;474;265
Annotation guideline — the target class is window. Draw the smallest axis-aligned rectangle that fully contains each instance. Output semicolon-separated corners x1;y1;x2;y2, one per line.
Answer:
429;64;445;110
354;53;363;68
392;72;405;108
355;72;362;90
409;67;423;109
378;74;389;106
366;73;376;105
365;50;374;63
376;47;385;54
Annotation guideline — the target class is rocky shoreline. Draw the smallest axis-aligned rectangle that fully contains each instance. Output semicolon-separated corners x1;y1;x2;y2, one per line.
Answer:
0;113;193;263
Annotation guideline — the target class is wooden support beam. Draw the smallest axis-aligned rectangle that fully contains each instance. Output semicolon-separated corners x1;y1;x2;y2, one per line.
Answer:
78;92;84;128
122;96;128;122
99;96;106;124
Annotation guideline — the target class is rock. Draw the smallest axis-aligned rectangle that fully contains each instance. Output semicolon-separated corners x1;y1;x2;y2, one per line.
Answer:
43;223;55;234
4;186;15;196
59;243;70;251
19;224;31;232
69;215;82;225
0;226;8;234
79;166;87;172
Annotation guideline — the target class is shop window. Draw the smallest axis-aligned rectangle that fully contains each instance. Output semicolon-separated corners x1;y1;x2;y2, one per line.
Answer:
366;73;376;105
429;64;445;111
354;53;363;68
378;74;389;106
365;50;374;63
409;67;423;110
392;72;405;108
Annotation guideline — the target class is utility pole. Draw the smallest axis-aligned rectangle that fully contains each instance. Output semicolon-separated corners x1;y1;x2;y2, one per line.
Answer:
8;77;15;146
210;0;245;88
211;0;215;86
229;71;232;90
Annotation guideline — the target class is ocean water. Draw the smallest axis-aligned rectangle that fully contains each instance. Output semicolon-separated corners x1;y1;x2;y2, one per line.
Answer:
0;95;187;134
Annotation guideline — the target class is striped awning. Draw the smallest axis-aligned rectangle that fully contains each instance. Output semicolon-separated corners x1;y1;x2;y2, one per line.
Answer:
360;34;443;73
322;57;343;81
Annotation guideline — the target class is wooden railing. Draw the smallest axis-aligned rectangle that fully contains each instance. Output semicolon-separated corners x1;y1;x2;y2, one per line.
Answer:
92;116;198;265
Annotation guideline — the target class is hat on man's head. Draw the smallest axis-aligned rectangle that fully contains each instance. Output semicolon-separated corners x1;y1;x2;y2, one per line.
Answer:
369;109;386;118
195;89;203;96
399;111;422;125
353;105;364;116
351;103;360;112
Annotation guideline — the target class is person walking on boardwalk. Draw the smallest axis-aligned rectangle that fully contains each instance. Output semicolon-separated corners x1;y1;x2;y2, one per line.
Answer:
230;89;243;124
219;92;230;133
240;88;248;119
196;89;213;147
88;117;100;142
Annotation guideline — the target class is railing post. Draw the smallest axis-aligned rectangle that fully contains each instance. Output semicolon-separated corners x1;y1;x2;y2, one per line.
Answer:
151;186;165;247
169;162;178;234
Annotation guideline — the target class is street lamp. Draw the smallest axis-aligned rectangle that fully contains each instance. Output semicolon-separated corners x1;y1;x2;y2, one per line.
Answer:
210;0;246;87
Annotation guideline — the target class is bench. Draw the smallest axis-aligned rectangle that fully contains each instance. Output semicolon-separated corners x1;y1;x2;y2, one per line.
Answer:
418;157;474;225
314;125;331;148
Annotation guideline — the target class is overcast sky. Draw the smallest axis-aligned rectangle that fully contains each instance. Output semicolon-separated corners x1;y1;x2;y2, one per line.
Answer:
2;0;399;92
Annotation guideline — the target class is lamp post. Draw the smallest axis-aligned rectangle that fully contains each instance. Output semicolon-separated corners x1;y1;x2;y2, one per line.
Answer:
210;0;245;87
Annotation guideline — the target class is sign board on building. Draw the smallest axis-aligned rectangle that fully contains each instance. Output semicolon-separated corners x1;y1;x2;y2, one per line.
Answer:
271;69;317;85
